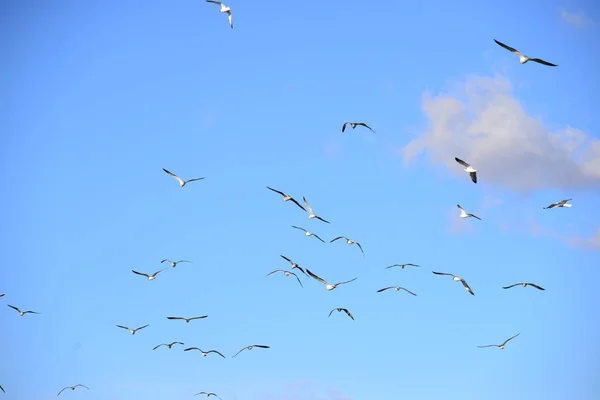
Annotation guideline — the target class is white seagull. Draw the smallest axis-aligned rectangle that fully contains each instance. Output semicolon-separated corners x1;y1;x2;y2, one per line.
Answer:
162;168;205;187
266;187;306;211
232;344;270;358
116;324;149;335
280;255;308;276
432;271;475;296
161;259;191;268
494;39;557;67
194;392;222;399
184;347;226;358
132;269;166;281
457;204;482;220
166;315;208;323
153;341;185;350
455;157;478;183
303;196;330;223
57;384;90;396
306;269;357;291
478;333;520;350
543;199;572;209
377;286;417;296
330;236;364;256
206;0;233;29
266;269;303;287
7;304;39;316
291;225;325;243
342;122;375;133
503;282;545;291
385;263;420;269
328;308;355;320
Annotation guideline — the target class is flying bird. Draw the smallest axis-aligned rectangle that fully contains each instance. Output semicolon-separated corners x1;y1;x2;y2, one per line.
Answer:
455;157;478;183
7;304;39;316
153;341;185;350
266;269;303;287
280;255;308;276
161;259;191;267
328;308;355;320
162;168;205;187
291;225;325;243
194;393;222;399
184;347;226;358
385;263;420;269
306;269;357;291
494;39;557;67
478;333;521;350
432;271;475;296
303;196;330;223
502;282;545;291
232;344;270;358
330;236;364;256
457;204;482;220
116;324;149;335
266;187;306;211
166;315;208;323
342;122;375;133
132;269;166;281
57;384;90;396
377;286;417;296
543;199;572;209
206;0;233;29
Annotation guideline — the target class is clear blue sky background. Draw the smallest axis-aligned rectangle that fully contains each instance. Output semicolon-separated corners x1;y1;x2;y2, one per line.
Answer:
1;1;599;399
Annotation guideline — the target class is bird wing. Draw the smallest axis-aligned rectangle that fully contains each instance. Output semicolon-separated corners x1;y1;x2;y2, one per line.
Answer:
232;347;246;358
135;324;149;331
290;272;304;287
160;259;172;264
559;198;572;204
406;263;420;267
312;233;326;243
328;308;336;317
357;122;375;132
460;279;475;295
7;304;20;312
469;214;482;220
208;350;226;358
280;255;293;264
228;12;233;29
306;269;328;285
432;271;454;277
167;316;185;320
294;265;308;276
291;225;306;232
266;270;284;277
502;283;519;289
400;287;418;296
172;342;185;345
289;197;307;211
528;283;545;290
385;264;400;269
341;122;350;132
184;347;200;351
469;171;477;183
189;315;208;320
502;333;520;346
253;345;270;348
344;309;355;320
493;39;522;56
176;260;191;264
206;0;223;5
24;310;40;314
75;384;90;390
457;204;466;212
162;168;185;185
152;268;166;277
132;270;149;278
530;58;557;67
302;196;314;214
355;242;365;255
185;177;205;184
153;344;165;350
454;157;470;168
57;387;69;396
316;215;330;223
0;385;4;393
477;344;497;348
336;277;357;286
266;186;285;197
330;236;344;243
544;202;558;209
377;287;395;292
116;325;130;330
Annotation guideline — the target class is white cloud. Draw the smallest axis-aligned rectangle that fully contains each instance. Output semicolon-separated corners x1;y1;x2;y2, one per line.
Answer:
560;8;593;28
401;74;600;193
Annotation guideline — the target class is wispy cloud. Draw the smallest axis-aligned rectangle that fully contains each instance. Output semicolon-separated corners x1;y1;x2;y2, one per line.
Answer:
261;378;352;400
559;8;593;28
562;227;600;250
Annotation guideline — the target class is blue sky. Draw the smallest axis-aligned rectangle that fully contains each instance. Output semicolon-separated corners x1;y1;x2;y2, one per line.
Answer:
1;0;599;399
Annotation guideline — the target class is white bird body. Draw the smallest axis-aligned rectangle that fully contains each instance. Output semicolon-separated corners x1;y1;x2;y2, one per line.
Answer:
206;1;233;29
457;204;482;220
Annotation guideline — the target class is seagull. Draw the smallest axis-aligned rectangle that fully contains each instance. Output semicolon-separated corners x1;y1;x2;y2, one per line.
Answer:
328;308;355;320
543;199;572;209
377;286;417;296
330;236;364;256
194;392;222;399
502;282;545;291
132;269;166;280
454;157;478;183
266;187;306;211
7;304;39;316
166;315;208;323
306;269;357;291
432;271;475;296
303;196;330;223
153;341;185;350
116;324;149;335
161;259;191;268
206;0;233;29
457;204;482;220
57;384;90;396
494;39;557;67
385;263;420;269
478;333;520;350
280;255;308;276
342;122;375;133
162;168;205;187
291;225;325;243
232;344;270;358
184;347;226;358
266;269;303;287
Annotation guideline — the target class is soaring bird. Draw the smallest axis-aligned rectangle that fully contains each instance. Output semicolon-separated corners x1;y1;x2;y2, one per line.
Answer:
116;324;149;335
306;269;357;291
543;199;572;209
386;263;420;269
162;168;205;187
184;347;226;358
266;269;303;287
494;39;557;67
328;308;355;320
377;286;418;296
457;204;482;220
330;236;364;256
132;269;166;281
161;259;191;268
7;304;39;316
342;122;375;133
478;333;520;350
57;384;90;396
232;344;270;358
280;255;308;276
206;0;233;29
291;225;325;242
153;341;185;350
166;315;208;323
266;187;306;211
432;271;475;296
303;196;330;223
194;392;222;399
502;282;545;291
455;157;478;183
